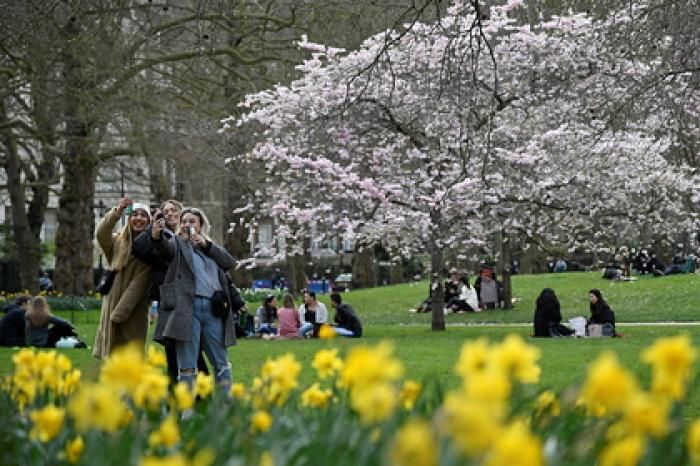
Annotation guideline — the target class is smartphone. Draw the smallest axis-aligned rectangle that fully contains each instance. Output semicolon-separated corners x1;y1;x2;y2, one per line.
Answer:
155;212;165;221
189;226;196;237
125;204;134;215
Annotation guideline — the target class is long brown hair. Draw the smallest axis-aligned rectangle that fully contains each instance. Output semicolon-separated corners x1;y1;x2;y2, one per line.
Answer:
26;296;52;328
283;293;295;309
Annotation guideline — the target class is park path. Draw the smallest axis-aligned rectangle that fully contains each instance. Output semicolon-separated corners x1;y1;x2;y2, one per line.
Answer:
399;321;700;327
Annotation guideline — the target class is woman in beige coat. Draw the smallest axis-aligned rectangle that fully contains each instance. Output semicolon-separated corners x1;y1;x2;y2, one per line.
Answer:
93;198;152;358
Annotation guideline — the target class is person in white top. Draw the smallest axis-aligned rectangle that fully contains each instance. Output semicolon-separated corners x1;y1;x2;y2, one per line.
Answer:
297;290;328;338
447;276;479;313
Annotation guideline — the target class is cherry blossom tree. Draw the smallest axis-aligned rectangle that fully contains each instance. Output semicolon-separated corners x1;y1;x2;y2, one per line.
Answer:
228;0;698;330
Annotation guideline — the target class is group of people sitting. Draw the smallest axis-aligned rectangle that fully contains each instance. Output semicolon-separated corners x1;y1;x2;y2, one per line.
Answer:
603;247;698;281
254;290;362;339
0;295;80;347
416;267;505;313
533;288;616;338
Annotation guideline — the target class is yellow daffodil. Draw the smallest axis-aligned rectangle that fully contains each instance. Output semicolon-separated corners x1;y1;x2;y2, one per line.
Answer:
688;419;700;464
146;345;168;368
195;373;214;399
173;382;194;411
100;342;147;395
260;353;302;406
318;324;336;339
620;392;669;438
464;369;511;418
301;383;333;408
580;352;639;415
454;338;491;381
260;451;275;466
534;390;560;417
390;419;438;466
230;383;248;400
251;410;273;433
141;453;188;466
65;436;84;464
148;416;180;449
399;380;422;410
134;370;170;410
312;348;343;379
491;334;542;384
642;335;697;401
341;342;403;393
350;383;398;425
484;421;543;466
599;435;645;466
29;404;65;442
440;394;501;457
68;383;131;433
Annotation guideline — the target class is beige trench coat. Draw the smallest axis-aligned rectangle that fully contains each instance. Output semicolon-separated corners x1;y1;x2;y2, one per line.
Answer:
93;208;152;358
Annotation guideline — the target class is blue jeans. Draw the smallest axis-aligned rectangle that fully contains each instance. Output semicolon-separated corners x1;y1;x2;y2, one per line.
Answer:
333;326;359;337
259;323;277;335
298;322;314;337
176;297;231;391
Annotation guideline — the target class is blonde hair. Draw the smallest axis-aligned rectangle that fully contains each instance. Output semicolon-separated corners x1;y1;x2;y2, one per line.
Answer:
110;222;134;271
26;296;52;329
180;207;212;239
161;199;183;212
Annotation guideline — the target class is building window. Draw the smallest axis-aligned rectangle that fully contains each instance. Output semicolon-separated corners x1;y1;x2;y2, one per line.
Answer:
43;210;57;242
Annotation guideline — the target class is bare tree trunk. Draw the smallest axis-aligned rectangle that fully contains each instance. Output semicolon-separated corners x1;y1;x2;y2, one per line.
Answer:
286;251;306;298
430;234;446;331
54;20;98;295
389;259;404;284
351;242;376;289
499;229;513;309
429;209;446;331
1;98;41;293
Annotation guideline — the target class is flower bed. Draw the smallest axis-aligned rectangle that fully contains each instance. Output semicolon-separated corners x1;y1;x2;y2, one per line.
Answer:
0;333;698;465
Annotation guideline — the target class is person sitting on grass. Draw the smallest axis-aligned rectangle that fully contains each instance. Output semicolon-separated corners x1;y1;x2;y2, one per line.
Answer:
256;295;278;335
474;268;503;310
297;290;328;338
533;288;573;337
24;296;78;348
0;295;31;346
587;289;616;337
264;293;300;340
329;293;363;338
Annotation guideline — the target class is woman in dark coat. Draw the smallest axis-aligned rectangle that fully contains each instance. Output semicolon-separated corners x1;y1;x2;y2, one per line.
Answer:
152;206;236;391
533;288;573;337
588;288;616;335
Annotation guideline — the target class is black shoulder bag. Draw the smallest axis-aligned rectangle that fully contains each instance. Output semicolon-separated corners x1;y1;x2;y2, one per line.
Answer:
96;269;117;295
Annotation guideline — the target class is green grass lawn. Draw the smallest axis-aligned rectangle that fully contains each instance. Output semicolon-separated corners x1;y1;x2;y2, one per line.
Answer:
2;272;699;415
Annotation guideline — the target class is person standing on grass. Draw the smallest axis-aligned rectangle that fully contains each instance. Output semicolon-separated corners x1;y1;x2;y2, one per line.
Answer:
152;206;236;391
533;288;573;337
329;293;362;338
94;198;152;358
298;290;328;338
132;199;209;385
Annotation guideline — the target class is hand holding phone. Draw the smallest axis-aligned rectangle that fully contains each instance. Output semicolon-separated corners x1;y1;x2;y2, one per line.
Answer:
117;197;133;214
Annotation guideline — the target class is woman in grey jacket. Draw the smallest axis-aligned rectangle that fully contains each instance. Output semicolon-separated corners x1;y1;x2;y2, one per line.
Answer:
152;206;236;391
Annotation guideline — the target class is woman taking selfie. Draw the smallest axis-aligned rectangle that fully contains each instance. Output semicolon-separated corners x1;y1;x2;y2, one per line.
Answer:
152;206;237;391
94;198;153;358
